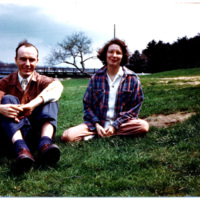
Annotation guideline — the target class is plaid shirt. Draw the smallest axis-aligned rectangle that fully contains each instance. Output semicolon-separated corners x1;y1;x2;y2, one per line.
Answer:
83;66;144;131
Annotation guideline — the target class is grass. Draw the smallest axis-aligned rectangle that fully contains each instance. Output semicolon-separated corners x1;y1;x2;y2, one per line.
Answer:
0;68;200;197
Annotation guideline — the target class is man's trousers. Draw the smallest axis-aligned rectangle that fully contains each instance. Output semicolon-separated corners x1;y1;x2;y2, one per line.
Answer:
0;95;59;142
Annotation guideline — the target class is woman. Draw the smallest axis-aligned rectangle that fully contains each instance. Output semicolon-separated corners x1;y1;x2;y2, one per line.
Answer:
61;38;149;142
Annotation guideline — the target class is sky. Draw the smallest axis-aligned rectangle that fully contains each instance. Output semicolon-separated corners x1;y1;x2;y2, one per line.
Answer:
0;0;200;68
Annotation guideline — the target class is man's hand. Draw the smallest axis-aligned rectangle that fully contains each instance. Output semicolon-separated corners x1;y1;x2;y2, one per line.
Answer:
20;96;43;117
20;103;35;117
0;104;23;123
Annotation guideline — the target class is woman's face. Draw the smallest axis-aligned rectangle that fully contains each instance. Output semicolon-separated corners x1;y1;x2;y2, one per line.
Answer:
106;44;123;68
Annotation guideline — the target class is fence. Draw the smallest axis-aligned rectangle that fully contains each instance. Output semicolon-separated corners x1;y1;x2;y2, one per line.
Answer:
0;67;99;79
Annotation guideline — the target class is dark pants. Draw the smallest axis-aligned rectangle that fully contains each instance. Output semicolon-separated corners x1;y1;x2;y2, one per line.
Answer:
0;95;59;146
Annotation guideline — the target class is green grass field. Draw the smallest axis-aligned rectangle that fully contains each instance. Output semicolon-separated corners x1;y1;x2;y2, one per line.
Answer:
0;68;200;197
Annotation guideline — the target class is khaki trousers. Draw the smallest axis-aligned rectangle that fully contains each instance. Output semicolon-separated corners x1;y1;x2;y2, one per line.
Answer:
62;119;149;142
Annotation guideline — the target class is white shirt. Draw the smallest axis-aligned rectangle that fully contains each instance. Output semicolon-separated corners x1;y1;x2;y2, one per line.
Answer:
18;73;32;90
38;80;63;103
105;67;123;128
18;72;32;89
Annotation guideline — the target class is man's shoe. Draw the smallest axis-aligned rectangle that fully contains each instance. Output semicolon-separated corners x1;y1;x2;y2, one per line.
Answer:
16;148;35;172
38;144;60;165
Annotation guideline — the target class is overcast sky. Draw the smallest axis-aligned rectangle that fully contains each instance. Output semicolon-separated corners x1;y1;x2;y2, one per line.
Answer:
0;0;200;68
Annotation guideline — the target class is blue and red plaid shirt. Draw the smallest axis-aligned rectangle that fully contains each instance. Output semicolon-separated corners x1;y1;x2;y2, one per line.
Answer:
83;66;144;131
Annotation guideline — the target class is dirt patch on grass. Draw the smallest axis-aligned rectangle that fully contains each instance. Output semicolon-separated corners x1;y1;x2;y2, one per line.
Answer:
158;76;200;86
144;112;196;128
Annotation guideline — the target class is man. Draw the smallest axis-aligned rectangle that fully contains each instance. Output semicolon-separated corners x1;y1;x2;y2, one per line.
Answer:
0;40;63;172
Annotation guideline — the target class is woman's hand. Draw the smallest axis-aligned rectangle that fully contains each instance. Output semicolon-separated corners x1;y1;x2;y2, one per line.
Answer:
95;123;106;137
105;125;116;137
95;123;116;137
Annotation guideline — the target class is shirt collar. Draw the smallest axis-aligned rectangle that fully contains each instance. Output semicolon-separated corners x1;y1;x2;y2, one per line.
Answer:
106;67;123;77
106;67;124;84
18;72;32;83
117;67;124;77
99;65;137;77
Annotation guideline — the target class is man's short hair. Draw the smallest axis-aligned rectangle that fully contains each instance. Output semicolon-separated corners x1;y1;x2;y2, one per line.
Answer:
15;40;39;58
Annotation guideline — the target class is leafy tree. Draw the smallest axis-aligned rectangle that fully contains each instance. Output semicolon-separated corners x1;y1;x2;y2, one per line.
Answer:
142;40;160;73
127;50;148;73
142;34;200;73
46;32;94;75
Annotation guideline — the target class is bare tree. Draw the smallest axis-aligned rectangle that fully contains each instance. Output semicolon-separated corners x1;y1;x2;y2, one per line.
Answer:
46;32;94;75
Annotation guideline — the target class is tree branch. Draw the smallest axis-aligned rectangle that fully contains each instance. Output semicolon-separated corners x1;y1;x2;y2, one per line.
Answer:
82;56;96;63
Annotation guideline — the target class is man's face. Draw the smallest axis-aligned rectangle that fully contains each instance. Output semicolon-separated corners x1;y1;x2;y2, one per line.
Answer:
15;45;39;79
